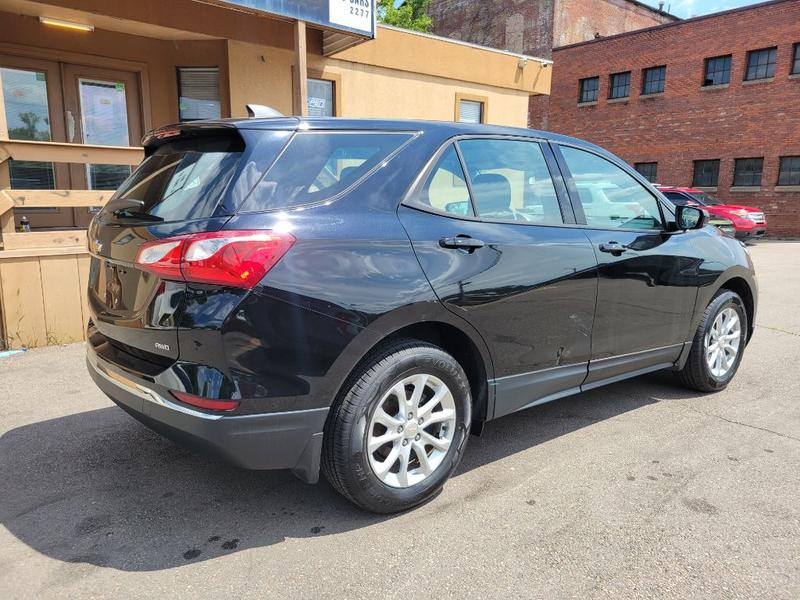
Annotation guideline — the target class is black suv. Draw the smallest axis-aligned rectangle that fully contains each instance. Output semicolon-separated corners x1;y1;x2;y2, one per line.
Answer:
86;117;757;513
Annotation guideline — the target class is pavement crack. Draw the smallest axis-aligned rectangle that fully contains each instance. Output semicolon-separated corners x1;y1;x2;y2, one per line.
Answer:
688;407;800;443
755;324;800;337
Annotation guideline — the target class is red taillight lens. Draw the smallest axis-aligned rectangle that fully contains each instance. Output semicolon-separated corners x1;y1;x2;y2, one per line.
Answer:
135;238;185;280
135;230;295;289
170;390;240;411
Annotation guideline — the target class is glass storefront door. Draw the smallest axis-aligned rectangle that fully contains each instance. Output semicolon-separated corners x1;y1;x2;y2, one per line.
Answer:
0;55;143;229
63;65;142;221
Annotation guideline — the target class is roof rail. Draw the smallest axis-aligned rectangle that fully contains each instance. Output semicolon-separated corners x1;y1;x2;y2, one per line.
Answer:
245;104;284;118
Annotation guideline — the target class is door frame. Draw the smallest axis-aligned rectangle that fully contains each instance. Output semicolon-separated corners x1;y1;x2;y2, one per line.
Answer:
0;42;152;135
62;64;144;200
0;53;73;227
548;140;675;230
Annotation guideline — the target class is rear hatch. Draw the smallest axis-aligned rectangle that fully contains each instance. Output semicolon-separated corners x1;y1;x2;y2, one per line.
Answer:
87;126;276;364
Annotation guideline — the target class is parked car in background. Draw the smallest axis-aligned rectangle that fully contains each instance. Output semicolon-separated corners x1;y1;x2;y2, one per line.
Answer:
707;215;736;237
85;118;757;513
656;186;766;241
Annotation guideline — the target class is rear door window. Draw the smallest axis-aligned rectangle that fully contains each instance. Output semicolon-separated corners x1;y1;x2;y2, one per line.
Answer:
416;145;474;217
103;135;243;222
240;132;412;212
457;138;563;225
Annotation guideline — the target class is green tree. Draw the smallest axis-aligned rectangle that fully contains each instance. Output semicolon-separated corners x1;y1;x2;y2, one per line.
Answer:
377;0;433;33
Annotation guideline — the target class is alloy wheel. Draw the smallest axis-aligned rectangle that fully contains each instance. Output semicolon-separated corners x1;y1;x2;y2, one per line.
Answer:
367;374;457;488
704;307;742;378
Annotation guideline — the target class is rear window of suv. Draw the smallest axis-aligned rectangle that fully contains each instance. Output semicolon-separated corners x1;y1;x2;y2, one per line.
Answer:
104;135;244;222
239;131;412;213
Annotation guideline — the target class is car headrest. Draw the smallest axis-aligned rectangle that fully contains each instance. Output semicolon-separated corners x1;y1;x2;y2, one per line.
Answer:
472;173;512;214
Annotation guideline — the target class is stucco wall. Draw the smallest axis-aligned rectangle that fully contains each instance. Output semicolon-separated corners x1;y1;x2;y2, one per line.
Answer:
227;40;534;127
227;42;295;118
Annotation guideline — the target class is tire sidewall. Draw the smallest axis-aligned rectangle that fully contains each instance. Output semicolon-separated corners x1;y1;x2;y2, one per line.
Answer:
344;347;471;512
697;291;747;389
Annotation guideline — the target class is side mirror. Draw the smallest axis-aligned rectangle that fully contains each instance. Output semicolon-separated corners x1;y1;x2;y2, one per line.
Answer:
675;205;706;230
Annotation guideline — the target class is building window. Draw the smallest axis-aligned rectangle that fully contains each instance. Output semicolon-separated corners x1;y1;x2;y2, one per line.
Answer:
578;76;599;103
792;43;800;75
733;158;764;187
308;78;335;116
703;55;732;86
693;160;720;187
177;67;221;121
778;156;800;186
745;47;777;81
634;162;658;183
608;71;631;99
458;99;483;123
641;66;666;95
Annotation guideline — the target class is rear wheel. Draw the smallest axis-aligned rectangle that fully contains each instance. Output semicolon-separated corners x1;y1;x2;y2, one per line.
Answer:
676;290;747;392
322;340;471;513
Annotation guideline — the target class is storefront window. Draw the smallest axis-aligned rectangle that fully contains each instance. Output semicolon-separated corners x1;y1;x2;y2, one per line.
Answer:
0;66;56;189
308;78;335;117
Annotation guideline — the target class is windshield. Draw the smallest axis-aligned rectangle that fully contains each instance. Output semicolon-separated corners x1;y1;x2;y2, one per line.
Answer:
688;192;722;206
102;136;243;222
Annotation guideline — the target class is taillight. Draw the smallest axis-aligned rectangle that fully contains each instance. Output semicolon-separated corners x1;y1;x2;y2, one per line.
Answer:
135;230;295;289
170;390;240;411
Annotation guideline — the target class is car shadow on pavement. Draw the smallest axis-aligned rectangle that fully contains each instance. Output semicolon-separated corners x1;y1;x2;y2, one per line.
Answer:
0;371;704;572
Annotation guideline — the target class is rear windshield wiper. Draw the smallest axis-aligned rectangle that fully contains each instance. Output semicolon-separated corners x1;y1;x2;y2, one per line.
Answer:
113;210;164;222
105;198;164;222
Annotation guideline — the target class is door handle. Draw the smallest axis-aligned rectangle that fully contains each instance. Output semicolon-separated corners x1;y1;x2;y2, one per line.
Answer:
598;241;628;256
439;235;485;251
66;110;76;143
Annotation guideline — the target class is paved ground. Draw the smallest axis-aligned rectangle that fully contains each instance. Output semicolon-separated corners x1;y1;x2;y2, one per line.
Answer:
1;242;799;599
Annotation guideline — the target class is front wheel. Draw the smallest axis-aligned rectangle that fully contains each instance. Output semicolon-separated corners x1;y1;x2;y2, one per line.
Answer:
322;340;472;513
676;290;748;392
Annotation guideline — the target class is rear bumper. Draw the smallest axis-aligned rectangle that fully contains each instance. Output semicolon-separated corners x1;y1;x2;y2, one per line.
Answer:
86;345;328;482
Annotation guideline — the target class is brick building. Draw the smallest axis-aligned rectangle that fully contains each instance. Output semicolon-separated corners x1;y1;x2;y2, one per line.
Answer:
429;0;677;126
548;0;800;236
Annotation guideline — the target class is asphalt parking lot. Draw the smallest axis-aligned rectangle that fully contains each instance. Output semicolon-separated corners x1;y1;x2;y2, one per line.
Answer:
1;241;798;599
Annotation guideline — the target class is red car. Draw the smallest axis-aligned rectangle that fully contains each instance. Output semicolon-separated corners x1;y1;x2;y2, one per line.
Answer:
657;186;767;241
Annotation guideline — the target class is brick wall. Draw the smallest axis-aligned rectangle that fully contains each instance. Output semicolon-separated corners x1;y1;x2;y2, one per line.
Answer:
429;0;673;59
548;0;800;236
553;0;675;48
429;0;556;59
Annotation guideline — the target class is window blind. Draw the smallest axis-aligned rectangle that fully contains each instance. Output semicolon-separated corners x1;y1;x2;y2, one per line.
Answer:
178;67;221;121
459;99;482;124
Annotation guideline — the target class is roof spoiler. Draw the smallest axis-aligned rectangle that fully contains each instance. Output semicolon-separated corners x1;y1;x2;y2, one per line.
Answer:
246;104;284;118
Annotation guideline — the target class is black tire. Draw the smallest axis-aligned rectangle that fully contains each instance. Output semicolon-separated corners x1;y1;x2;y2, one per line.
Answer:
676;290;748;392
321;339;472;513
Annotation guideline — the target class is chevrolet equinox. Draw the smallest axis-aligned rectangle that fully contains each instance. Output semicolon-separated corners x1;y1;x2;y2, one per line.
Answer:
86;117;757;513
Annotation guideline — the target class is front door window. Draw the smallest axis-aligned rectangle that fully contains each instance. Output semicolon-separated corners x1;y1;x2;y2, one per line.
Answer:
559;146;663;230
